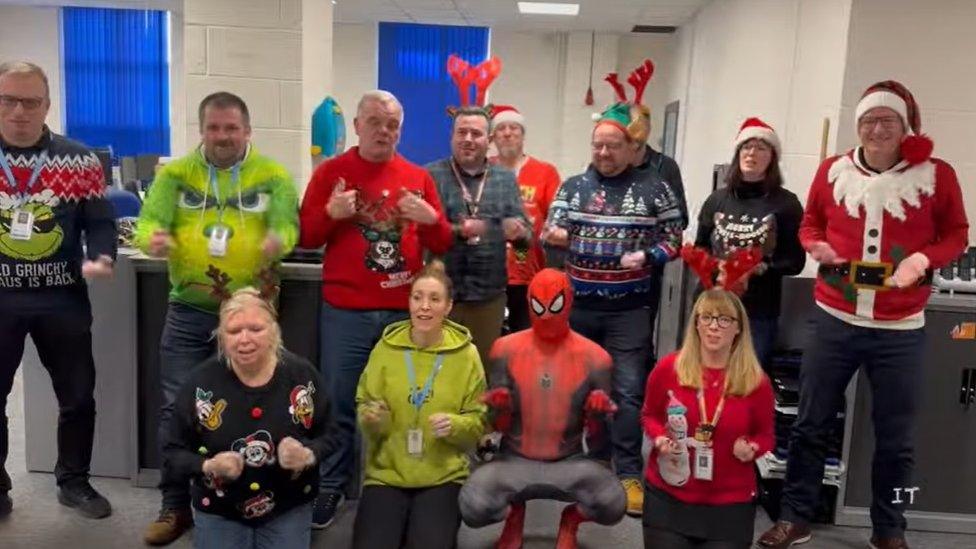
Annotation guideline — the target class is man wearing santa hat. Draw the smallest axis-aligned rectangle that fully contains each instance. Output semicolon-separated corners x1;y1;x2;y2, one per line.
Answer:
489;105;562;333
758;81;968;549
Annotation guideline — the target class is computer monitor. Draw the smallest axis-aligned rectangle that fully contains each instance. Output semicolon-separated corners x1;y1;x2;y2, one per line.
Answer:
92;146;113;186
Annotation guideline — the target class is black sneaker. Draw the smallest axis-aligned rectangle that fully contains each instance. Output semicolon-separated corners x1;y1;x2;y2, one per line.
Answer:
57;480;112;519
0;491;11;518
311;491;344;530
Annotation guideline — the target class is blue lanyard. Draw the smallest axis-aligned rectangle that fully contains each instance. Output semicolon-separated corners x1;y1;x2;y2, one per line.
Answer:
0;145;48;205
207;163;241;222
404;351;445;413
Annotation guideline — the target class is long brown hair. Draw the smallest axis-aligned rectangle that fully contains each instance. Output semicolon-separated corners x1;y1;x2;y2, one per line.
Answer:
675;289;763;396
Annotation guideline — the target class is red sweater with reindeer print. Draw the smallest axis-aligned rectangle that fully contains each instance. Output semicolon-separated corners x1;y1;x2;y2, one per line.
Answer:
300;148;453;310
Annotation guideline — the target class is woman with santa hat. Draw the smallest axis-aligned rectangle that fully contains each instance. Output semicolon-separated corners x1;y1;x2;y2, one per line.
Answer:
694;117;805;370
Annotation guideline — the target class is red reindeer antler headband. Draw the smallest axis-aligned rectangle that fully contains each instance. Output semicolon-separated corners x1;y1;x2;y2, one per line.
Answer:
446;54;502;109
679;243;763;295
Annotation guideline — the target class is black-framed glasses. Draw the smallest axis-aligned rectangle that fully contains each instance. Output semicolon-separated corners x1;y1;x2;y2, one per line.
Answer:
0;94;45;111
858;116;901;130
697;314;737;329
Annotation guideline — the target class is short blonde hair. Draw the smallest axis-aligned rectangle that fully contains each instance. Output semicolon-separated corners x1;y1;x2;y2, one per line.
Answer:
0;61;50;97
216;287;283;362
675;289;764;396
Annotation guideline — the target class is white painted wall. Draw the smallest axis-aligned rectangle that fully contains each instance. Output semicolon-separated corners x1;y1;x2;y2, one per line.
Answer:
658;0;852;268
0;5;64;133
840;0;976;243
331;22;377;160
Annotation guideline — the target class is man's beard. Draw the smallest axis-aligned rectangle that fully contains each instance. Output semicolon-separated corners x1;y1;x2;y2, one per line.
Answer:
496;144;521;159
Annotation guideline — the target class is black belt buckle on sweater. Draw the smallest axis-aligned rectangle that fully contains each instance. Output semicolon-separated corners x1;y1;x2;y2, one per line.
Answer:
849;260;892;290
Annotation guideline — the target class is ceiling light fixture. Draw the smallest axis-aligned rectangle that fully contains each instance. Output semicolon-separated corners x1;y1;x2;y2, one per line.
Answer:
517;2;580;16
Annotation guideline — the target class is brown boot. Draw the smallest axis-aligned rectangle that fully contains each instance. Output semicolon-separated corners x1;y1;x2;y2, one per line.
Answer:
143;507;193;546
869;536;910;549
756;520;812;548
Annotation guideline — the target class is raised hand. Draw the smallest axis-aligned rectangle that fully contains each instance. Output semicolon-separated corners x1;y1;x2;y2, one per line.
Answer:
326;178;359;220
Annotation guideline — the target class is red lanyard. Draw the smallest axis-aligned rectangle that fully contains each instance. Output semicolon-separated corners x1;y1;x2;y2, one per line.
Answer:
695;387;726;443
449;160;488;217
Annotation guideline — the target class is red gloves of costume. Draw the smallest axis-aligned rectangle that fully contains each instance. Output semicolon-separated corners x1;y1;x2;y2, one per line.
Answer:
482;387;514;433
584;390;617;440
584;390;617;415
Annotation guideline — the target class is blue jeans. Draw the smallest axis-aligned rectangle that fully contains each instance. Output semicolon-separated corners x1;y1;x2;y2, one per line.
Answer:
781;307;925;539
318;302;408;493
570;306;654;479
749;315;779;371
193;502;312;549
158;301;219;508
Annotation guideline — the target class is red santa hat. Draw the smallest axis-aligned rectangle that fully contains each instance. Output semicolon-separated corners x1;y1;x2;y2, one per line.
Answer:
734;117;781;157
854;80;933;164
490;104;525;131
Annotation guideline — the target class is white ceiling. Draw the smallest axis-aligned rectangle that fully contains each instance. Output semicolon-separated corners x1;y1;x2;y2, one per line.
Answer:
333;0;710;32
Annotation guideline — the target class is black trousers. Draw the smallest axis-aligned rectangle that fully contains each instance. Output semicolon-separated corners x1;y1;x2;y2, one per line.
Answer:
505;284;530;333
352;483;461;549
0;305;96;491
643;527;751;549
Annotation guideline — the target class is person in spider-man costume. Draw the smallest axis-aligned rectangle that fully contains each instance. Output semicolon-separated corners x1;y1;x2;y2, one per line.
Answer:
459;268;626;549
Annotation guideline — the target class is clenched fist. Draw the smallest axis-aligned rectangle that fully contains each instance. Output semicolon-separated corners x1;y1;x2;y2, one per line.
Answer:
202;451;244;481
277;436;315;472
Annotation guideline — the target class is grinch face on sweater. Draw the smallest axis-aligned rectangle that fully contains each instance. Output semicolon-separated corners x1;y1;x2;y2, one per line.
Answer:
0;190;63;260
169;179;276;300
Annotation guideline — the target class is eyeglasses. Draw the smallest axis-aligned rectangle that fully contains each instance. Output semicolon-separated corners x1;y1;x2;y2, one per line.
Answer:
858;116;901;130
741;142;771;153
697;314;737;329
0;94;45;111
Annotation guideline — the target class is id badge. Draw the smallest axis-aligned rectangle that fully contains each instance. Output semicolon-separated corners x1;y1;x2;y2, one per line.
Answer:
407;428;423;456
694;445;714;481
208;225;229;257
10;209;34;241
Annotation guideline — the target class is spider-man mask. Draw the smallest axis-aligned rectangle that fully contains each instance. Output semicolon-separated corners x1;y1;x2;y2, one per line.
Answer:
528;268;573;341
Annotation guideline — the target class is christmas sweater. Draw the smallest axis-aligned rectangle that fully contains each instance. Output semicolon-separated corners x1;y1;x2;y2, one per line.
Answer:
165;351;335;524
695;185;805;318
0;128;116;312
546;164;683;311
798;149;969;328
300;148;452;310
356;319;486;488
637;145;688;228
641;353;775;505
135;145;298;313
488;156;562;286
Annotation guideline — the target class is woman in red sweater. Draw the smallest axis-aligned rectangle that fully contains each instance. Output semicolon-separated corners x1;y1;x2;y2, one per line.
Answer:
641;288;774;548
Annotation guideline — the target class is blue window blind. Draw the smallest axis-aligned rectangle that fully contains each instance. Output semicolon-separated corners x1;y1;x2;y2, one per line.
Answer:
378;22;489;166
62;7;170;156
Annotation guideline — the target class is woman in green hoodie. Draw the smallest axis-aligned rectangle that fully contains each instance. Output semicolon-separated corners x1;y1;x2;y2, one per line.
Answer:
351;260;487;549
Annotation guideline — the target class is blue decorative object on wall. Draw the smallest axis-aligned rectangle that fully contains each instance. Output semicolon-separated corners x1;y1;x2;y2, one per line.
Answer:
377;22;489;166
62;7;171;157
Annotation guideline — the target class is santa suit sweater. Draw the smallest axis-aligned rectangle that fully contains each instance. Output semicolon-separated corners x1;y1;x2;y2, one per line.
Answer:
0;128;116;313
798;149;968;328
642;353;775;506
299;148;453;310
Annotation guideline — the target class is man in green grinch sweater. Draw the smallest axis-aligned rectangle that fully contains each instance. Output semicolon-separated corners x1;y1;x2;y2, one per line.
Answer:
135;92;299;546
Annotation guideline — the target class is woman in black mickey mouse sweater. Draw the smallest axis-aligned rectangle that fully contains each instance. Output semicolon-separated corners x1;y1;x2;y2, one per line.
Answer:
164;288;335;549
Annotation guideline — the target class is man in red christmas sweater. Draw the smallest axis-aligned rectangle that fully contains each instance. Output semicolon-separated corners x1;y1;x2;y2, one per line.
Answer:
488;105;562;332
298;90;453;528
459;268;626;549
758;81;969;549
